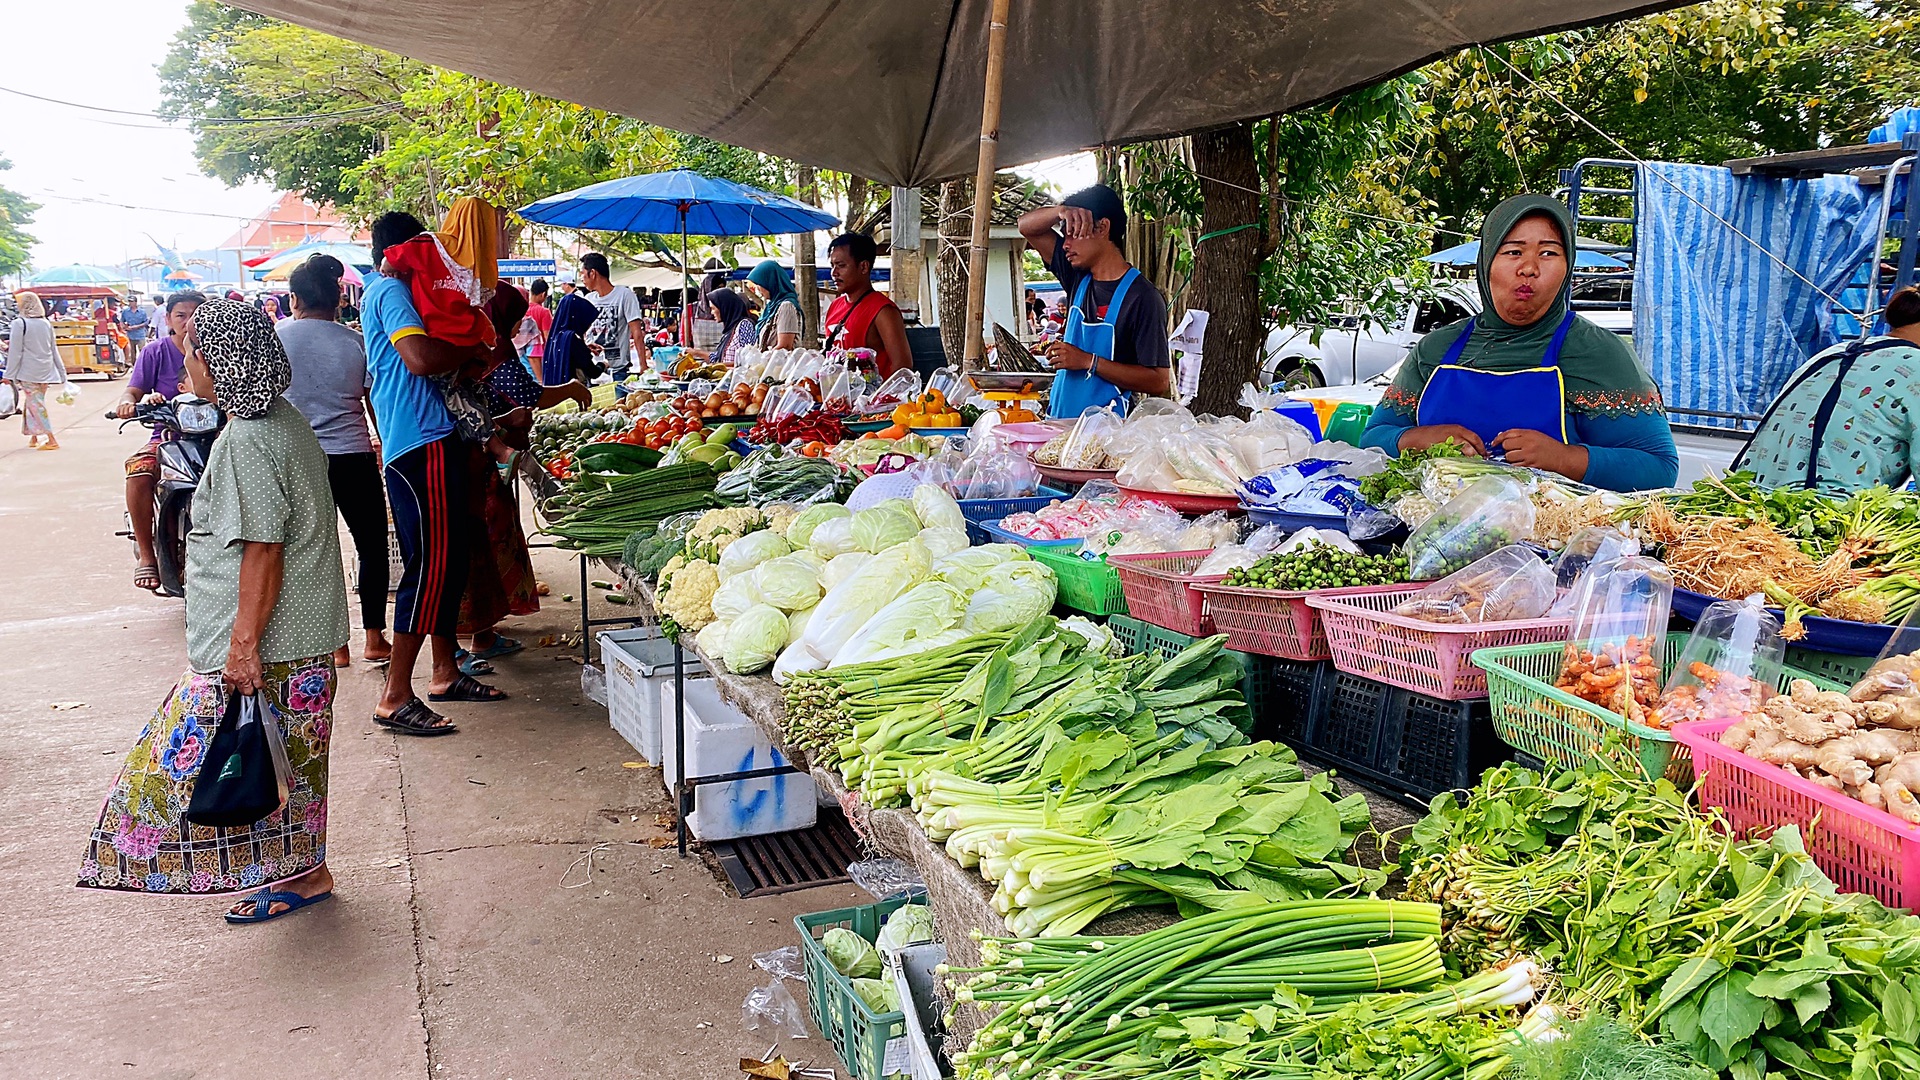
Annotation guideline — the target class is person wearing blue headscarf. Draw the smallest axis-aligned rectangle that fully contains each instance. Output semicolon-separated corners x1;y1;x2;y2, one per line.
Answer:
744;259;802;350
543;291;603;385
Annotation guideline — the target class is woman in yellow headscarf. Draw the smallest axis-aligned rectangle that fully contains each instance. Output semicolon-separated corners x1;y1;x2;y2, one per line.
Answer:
437;196;500;290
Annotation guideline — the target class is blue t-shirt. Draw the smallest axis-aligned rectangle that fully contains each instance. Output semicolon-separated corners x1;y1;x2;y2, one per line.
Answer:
360;273;453;462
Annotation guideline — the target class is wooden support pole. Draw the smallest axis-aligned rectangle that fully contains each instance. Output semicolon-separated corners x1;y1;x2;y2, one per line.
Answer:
961;0;1012;368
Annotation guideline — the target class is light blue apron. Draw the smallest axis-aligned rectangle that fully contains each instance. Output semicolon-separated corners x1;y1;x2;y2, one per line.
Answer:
1416;312;1576;453
1047;268;1139;419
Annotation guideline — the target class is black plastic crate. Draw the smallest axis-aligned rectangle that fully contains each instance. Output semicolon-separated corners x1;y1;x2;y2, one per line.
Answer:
1299;671;1510;809
1261;657;1330;746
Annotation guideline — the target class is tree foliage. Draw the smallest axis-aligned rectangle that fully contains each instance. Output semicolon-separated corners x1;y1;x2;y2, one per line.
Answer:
0;156;39;276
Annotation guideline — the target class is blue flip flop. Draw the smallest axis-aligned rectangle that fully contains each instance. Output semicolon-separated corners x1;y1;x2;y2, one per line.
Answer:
469;636;524;662
225;888;333;924
454;649;495;677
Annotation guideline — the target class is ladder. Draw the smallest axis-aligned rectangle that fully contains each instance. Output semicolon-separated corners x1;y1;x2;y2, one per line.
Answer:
1558;158;1638;311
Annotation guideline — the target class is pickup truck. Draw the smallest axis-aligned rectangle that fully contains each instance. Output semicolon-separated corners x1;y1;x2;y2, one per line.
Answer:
1267;280;1744;484
1260;281;1631;390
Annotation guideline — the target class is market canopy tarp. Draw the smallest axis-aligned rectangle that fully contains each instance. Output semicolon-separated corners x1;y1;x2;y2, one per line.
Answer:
232;0;1683;187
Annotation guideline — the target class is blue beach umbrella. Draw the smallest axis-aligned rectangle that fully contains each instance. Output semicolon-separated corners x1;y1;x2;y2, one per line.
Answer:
518;169;840;304
1423;239;1628;270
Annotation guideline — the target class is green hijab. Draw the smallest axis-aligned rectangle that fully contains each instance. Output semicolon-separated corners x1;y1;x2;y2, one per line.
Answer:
1382;194;1663;419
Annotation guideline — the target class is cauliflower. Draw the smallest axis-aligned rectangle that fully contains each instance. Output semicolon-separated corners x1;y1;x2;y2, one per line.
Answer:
659;559;721;631
687;508;767;562
764;504;800;538
657;554;687;598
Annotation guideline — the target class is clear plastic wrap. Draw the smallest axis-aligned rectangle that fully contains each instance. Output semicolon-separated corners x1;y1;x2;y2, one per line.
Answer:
1060;406;1123;469
742;980;808;1040
1553;555;1675;724
848;858;925;899
950;440;1042;500
1230;409;1316;476
1275;527;1362;555
1418;457;1533;505
763;383;818;423
858;368;920;416
1392;545;1555;624
1403;476;1537;581
1553;525;1642;592
1159;422;1248;494
1648;594;1785;729
818;364;857;414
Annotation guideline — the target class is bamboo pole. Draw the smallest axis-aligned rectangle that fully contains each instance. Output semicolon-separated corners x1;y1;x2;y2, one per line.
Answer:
961;0;1013;368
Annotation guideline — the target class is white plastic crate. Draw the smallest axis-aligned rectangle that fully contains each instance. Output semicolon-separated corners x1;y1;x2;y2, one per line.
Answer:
599;628;704;764
347;524;406;592
890;943;951;1080
660;678;817;841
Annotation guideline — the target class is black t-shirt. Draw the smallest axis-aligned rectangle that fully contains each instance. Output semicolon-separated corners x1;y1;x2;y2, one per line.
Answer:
1047;242;1170;368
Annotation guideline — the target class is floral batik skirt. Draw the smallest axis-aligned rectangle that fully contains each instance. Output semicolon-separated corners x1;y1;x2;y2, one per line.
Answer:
77;656;334;896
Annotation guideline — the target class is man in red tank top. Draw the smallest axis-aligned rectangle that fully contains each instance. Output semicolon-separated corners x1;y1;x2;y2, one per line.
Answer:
823;232;914;377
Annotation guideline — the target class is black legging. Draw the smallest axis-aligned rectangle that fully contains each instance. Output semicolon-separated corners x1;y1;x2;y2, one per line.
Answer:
328;451;390;631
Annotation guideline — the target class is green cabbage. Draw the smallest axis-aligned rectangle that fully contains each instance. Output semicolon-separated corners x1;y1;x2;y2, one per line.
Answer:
1059;616;1116;655
822;927;882;979
912;484;967;531
919;526;970;559
876;903;936;955
822;552;870;592
851;977;900;1014
832;581;968;667
710;573;765;622
752;552;824;612
785;503;851;551
851;504;921;553
695;618;731;659
784;605;814;647
717;529;791;581
808;515;861;559
722;605;789;675
961;560;1058;633
935;544;1029;592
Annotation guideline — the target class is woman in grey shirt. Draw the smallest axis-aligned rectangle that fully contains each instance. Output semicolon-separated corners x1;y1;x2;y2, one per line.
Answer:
5;290;65;449
278;255;392;666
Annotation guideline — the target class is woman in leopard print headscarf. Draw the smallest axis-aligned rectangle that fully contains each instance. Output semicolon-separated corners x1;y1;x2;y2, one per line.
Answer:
188;297;291;420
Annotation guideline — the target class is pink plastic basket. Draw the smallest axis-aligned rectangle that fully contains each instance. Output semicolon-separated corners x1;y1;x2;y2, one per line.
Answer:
1673;717;1920;910
1193;582;1409;661
1109;551;1223;636
1304;588;1570;701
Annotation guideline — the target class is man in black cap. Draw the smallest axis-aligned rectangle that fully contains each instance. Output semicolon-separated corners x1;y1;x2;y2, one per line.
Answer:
1017;184;1170;417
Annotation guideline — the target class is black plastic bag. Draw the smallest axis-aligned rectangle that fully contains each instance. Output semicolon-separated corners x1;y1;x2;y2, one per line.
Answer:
184;691;292;828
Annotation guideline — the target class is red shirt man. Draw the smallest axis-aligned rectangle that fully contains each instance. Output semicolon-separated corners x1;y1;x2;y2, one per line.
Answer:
823;232;913;377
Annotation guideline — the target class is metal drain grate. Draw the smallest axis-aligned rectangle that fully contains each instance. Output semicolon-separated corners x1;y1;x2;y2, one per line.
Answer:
706;808;862;897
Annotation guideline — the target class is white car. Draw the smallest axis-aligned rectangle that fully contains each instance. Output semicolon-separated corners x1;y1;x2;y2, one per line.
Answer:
1260;281;1632;390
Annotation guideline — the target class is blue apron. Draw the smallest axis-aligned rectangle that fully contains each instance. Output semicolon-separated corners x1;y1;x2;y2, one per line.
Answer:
1047;268;1139;419
1416;312;1576;452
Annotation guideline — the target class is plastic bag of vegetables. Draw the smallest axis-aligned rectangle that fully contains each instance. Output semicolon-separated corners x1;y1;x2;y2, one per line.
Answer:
1404;476;1536;580
723;605;790;674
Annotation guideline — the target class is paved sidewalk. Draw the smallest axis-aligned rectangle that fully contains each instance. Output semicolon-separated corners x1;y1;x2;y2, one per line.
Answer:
0;398;859;1079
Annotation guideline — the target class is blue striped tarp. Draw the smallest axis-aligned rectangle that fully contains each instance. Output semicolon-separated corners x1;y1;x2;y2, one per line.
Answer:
1633;162;1879;428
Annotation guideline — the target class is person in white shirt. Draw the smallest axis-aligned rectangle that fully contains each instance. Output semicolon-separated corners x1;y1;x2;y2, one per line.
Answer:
578;253;646;378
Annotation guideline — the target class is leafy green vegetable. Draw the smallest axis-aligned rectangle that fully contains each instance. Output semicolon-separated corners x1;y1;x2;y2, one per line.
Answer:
850;977;899;1014
874;903;936;955
721;604;788;674
821;927;881;979
784;502;849;551
1357;437;1466;507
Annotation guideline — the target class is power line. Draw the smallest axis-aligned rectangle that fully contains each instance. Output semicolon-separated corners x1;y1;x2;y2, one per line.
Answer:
28;188;346;227
0;84;399;126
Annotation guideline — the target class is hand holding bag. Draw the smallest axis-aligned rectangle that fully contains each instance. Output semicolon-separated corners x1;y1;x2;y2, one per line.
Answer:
184;691;293;828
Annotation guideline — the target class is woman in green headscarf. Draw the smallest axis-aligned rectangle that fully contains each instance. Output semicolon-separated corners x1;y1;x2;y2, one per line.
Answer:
744;259;801;350
1360;194;1677;492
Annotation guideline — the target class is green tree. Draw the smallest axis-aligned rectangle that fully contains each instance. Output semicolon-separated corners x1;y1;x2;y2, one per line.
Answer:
158;2;414;206
0;156;39;276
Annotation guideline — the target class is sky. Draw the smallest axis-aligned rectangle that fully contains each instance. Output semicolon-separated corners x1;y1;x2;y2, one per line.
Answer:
2;0;280;274
0;0;1094;281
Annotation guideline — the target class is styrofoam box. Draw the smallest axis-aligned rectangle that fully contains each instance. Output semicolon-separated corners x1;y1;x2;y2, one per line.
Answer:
890;942;951;1080
599;628;704;765
660;678;817;841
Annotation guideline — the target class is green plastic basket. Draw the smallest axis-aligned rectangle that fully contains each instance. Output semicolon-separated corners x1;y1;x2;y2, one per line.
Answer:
795;895;925;1080
1473;634;1841;783
1031;545;1129;615
1783;646;1876;688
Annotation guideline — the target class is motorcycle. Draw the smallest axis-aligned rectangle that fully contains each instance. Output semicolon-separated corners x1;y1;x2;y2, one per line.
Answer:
109;395;223;598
